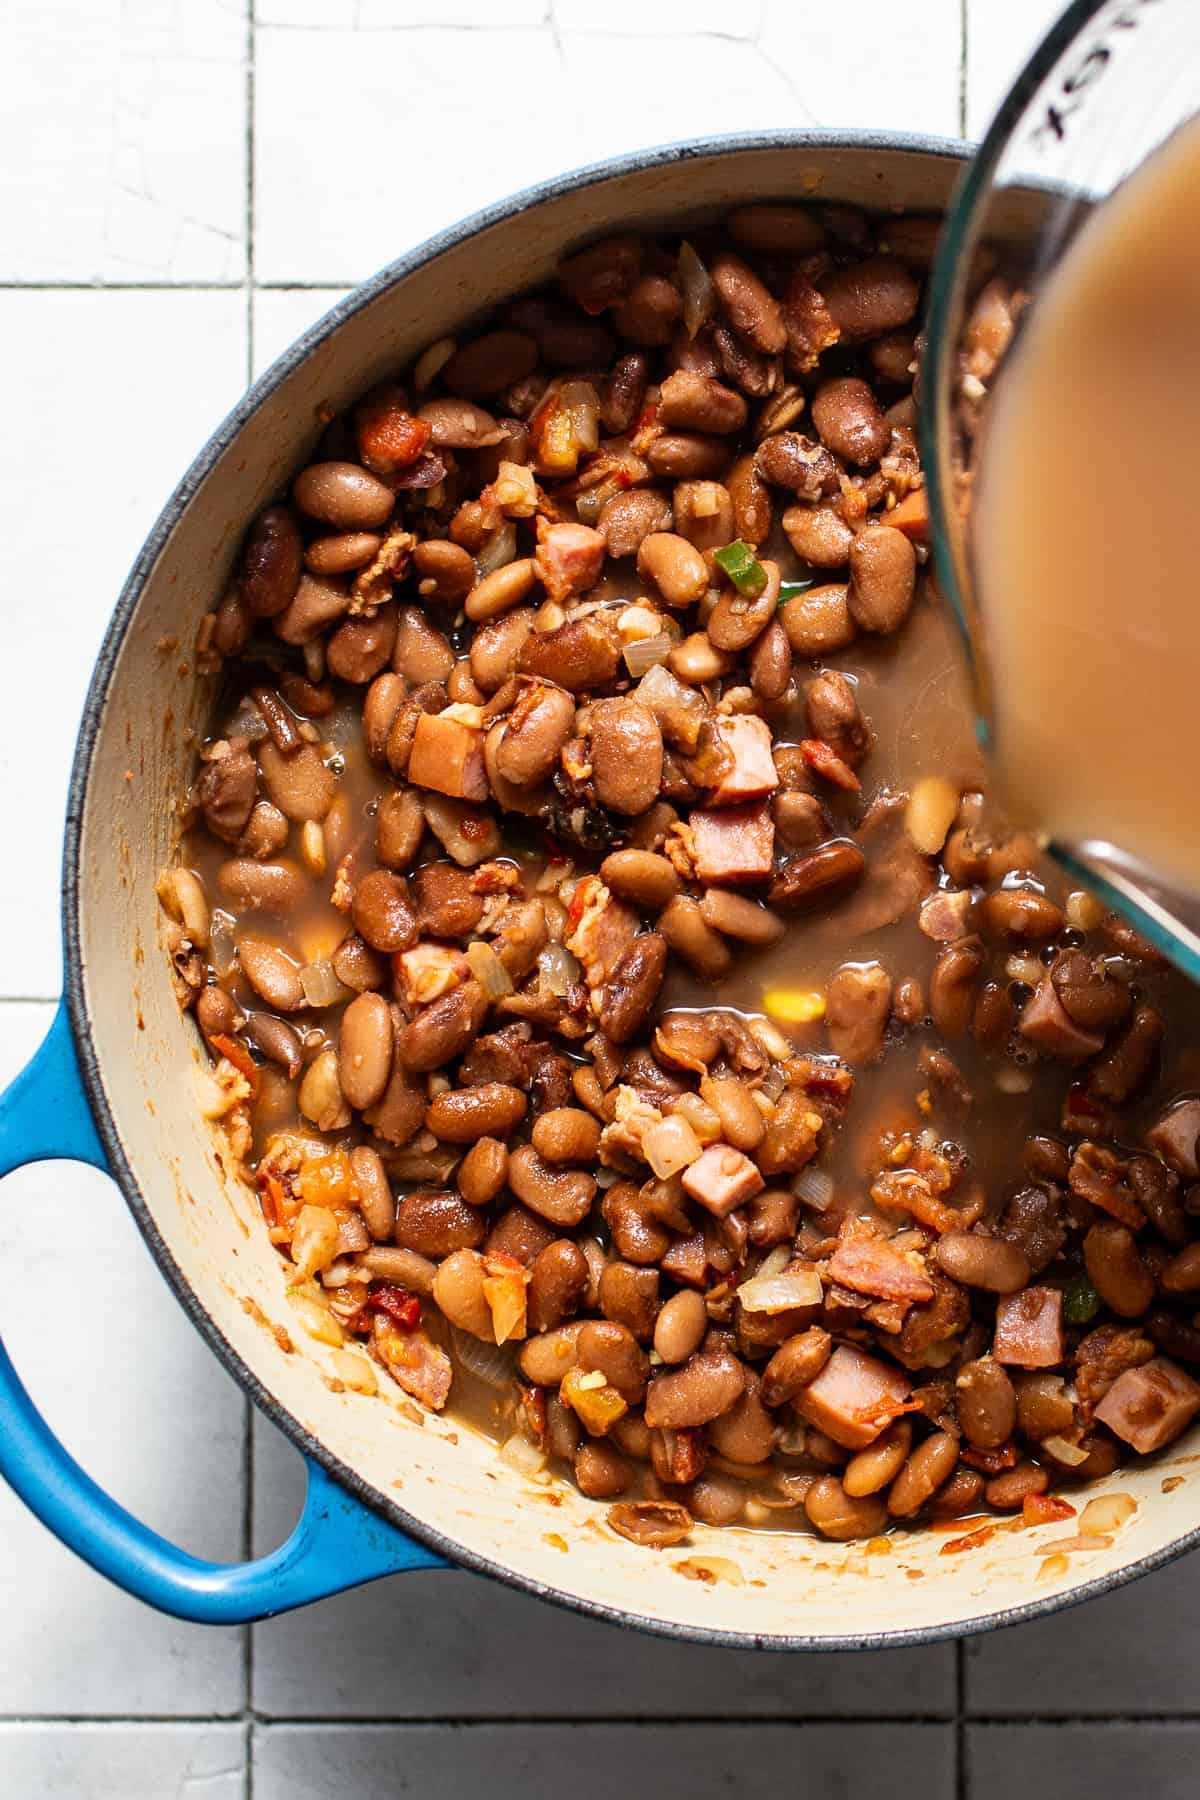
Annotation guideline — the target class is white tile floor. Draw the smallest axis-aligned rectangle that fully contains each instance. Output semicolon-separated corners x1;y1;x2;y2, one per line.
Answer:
1;1;1190;1794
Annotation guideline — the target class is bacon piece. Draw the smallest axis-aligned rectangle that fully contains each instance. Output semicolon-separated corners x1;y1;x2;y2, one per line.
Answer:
690;802;774;884
533;519;605;603
565;875;638;988
681;1143;765;1219
1019;978;1104;1063
370;1313;452;1410
706;715;779;807
829;1236;934;1304
801;737;860;793
1145;1099;1200;1180
1094;1355;1200;1453
993;1286;1065;1370
793;1344;911;1449
408;712;487;802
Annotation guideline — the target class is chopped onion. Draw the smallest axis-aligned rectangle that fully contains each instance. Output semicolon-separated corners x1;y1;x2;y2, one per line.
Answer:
493;460;537;518
635;661;706;726
1078;1492;1137;1535
1042;1436;1089;1468
736;1267;823;1313
328;1347;379;1395
748;1015;793;1061
475;521;517;577
671;1091;722;1145
678;240;715;339
209;910;238;979
499;1433;550;1479
643;1114;703;1179
537;940;580;997
559;380;600;453
320;1257;360;1289
286;1282;345;1346
413;334;456;390
450;1327;520;1390
300;958;354;1009
466;940;514;998
674;1554;744;1586
623;633;672;677
757;1245;792;1279
793;1165;835;1212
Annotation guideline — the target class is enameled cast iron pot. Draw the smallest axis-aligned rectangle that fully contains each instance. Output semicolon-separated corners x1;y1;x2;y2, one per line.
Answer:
2;131;1196;1649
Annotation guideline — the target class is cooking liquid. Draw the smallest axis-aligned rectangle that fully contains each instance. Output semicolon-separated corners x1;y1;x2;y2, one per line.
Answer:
976;116;1200;893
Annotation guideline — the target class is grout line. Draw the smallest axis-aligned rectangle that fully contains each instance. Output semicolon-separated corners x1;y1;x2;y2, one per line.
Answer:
10;1712;1200;1728
956;1638;967;1800
959;0;969;138
245;0;257;386
245;1717;254;1800
0;282;245;293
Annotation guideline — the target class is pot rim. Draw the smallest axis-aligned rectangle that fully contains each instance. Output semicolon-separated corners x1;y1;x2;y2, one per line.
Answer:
61;124;1200;1652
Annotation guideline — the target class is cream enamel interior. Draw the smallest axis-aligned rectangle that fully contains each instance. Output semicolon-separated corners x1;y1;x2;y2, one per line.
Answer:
71;139;1200;1645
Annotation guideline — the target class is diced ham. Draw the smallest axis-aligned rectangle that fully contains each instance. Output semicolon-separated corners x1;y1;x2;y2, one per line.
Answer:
1095;1355;1200;1454
565;875;638;988
691;803;775;884
408;712;487;802
394;942;466;1006
681;1143;765;1218
993;1286;1065;1369
370;1314;452;1410
1019;978;1104;1062
828;1236;934;1304
533;520;606;602
1145;1099;1200;1179
794;1344;911;1449
707;715;779;807
918;888;976;941
660;1231;708;1288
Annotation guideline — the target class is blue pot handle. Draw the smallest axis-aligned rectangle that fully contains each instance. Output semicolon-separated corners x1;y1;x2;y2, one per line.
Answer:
0;999;445;1623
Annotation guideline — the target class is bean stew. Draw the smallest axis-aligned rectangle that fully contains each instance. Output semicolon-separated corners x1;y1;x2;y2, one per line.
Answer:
158;205;1200;1550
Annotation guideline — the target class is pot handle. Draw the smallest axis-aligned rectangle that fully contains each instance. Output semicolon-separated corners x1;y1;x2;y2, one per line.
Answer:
0;999;446;1624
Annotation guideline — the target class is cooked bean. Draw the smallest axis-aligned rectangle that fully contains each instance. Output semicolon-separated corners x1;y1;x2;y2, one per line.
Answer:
599;488;673;558
427;1082;527;1142
779;583;856;655
773;790;826;851
847;524;916;634
820;255;919;338
748;618;792;700
843;1418;913;1497
217;856;307;915
273;573;352;646
687;1471;746;1526
711;252;786;354
985;1462;1048;1510
645;433;730;480
237;937;304;1012
782;503;855;568
612;273;683;347
825;961;891;1064
668;632;736;685
644;1348;745;1428
589;700;663;815
520;1321;585;1387
528;1240;589;1333
417;395;503;450
700;1075;764;1151
531;1107;602;1166
598;1262;660;1342
936;1232;1030;1295
929;937;985;1038
599;849;680;911
636;532;709;610
981;888;1064;939
930;1467;986;1518
411;538;476;605
298;1048;350;1132
598;933;667;1044
707;1370;775;1464
432;1248;493;1338
458;1137;509;1208
360;1243;435;1293
241;1011;300;1077
375;788;425;870
575;1440;630;1498
760;1328;832;1405
507;1143;596;1227
658;896;732;980
293;461;394;530
598;349;649;434
494;681;575;788
887;1430;959;1518
304;531;381;576
327;604;398;684
768;841;866;912
811;377;890;466
1161;1241;1200;1294
699;889;784;946
350;1145;395;1240
955;1359;1017;1450
363;673;405;764
708;558;781;651
390;606;453;686
659;369;748;435
725;452;772;545
1084;1221;1156;1318
465;557;537;623
196;984;241;1043
257;741;336;823
1088;1005;1165;1104
519;614;621;692
653;1290;709;1365
395;1189;485;1258
805;1476;888;1541
578;1319;649;1404
239;506;302;617
331;933;387;994
338;991;394;1111
395;980;487;1072
351;870;417;953
443;329;538;401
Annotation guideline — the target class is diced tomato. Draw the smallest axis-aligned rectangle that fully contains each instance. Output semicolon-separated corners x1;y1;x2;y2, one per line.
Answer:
801;738;861;793
258;1169;289;1229
370;1285;421;1330
210;1033;260;1099
1022;1493;1076;1527
940;1524;997;1555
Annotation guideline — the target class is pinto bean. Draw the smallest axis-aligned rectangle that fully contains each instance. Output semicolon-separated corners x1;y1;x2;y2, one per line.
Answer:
779;583;856;655
981;888;1064;940
327;605;399;685
985;1463;1048;1510
768;841;866;912
1084;1221;1156;1318
532;1107;602;1166
843;1419;913;1497
928;937;985;1038
417;395;503;450
825;961;891;1064
1088;1005;1165;1105
611;272;683;348
658;896;732;980
217;858;307;914
760;1328;832;1405
708;558;781;651
395;980;487;1072
331;933;387;994
237;938;303;1012
636;532;709;608
298;1048;350;1132
645;433;730;480
389;607;453;686
257;741;336;824
350;1145;395;1240
599;849;680;911
374;788;425;870
668;632;736;685
955;1359;1017;1450
443;330;538;402
782;503;854;568
653;1290;709;1365
820;255;919;339
930;1467;986;1518
805;1477;887;1541
707;1371;775;1463
598;1262;660;1343
644;1348;745;1428
528;1240;589;1333
575;1440;630;1498
658;369;748;435
458;1137;509;1208
847;524;916;634
427;1083;527;1143
293;461;394;530
338;991;394;1111
600;487;674;559
465;557;537;624
589;700;663;815
273;573;352;646
743;617;790;702
710;252;786;354
728;203;828;257
887;1430;959;1518
363;673;405;764
304;531;381;576
811;377;891;466
599;350;649;434
351;870;417;953
520;1321;585;1388
725;452;772;545
395;1189;485;1258
698;889;784;946
432;1248;493;1338
598;933;667;1044
494;681;575;787
936;1232;1030;1295
507;1143;596;1228
412;538;476;604
239;505;302;617
577;1319;649;1404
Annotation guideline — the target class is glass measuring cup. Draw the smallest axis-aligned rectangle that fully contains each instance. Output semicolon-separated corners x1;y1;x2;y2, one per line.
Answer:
920;0;1200;978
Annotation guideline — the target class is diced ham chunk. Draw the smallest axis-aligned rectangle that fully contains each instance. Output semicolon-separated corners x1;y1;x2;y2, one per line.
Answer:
370;1314;452;1410
828;1236;934;1304
1019;978;1104;1062
707;715;779;807
1145;1099;1200;1179
682;1143;764;1218
566;876;638;987
1095;1355;1200;1454
533;520;605;603
993;1286;1065;1369
691;803;775;884
408;712;487;802
794;1345;911;1449
660;1231;707;1288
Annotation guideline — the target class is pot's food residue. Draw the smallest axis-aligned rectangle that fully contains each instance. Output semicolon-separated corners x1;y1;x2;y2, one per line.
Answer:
157;202;1200;1546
